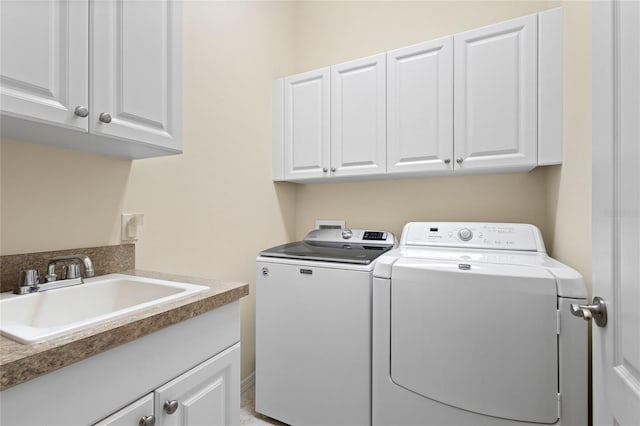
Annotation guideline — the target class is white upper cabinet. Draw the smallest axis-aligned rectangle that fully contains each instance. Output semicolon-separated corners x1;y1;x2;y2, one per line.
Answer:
454;14;538;173
0;0;182;160
0;1;88;131
91;0;182;151
387;37;453;176
331;54;387;177
278;55;386;181
273;8;562;183
283;68;331;181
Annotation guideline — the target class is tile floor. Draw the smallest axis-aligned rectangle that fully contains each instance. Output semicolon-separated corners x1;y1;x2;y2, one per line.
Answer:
240;377;287;426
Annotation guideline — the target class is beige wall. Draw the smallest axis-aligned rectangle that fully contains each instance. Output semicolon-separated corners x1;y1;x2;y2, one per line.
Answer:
0;0;592;380
123;1;298;378
1;1;298;379
292;0;592;290
291;0;556;244
545;1;592;289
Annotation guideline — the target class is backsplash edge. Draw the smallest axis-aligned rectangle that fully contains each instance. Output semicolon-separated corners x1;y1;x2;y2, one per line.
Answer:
0;244;135;293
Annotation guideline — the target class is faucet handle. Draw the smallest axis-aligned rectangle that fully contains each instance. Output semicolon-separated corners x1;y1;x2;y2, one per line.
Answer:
15;269;40;294
62;264;81;280
18;269;39;286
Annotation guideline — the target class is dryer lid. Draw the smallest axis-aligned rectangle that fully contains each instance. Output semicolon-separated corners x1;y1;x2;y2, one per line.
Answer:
390;258;559;424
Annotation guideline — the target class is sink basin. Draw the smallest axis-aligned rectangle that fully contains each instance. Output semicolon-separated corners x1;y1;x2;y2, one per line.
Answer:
0;274;209;344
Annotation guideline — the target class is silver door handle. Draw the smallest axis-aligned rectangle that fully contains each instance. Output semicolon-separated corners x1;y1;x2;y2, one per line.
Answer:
570;296;607;327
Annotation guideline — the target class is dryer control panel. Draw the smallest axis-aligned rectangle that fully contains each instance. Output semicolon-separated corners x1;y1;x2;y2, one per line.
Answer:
400;222;546;252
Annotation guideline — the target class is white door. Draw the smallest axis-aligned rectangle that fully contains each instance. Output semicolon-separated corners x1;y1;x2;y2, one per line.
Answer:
0;0;88;131
91;0;182;150
387;37;453;175
592;1;640;425
155;343;240;426
93;394;155;426
331;54;387;177
454;14;537;173
283;68;331;180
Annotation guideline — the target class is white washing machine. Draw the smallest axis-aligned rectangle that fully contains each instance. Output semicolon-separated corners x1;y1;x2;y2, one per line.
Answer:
373;222;588;426
256;228;395;426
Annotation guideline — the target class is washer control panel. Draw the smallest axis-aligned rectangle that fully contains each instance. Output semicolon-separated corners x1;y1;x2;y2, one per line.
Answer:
305;228;395;246
401;222;545;252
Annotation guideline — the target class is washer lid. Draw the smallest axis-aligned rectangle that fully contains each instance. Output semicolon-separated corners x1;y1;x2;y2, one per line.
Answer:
259;241;392;265
390;258;559;424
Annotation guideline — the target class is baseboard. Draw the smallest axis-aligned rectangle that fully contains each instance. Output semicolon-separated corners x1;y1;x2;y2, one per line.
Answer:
241;371;255;394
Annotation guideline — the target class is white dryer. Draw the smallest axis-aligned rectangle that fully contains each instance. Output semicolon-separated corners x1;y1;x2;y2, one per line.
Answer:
373;222;588;426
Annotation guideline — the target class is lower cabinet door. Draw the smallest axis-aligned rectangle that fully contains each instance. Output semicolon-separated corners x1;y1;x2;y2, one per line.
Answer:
154;343;240;426
93;394;155;426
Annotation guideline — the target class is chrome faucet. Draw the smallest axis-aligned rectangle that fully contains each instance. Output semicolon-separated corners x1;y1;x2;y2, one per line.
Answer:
46;254;95;282
14;254;96;295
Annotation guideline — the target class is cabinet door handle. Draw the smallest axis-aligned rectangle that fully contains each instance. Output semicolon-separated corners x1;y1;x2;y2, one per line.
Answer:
99;112;112;123
322;168;328;173
139;415;156;426
74;106;89;118
164;400;179;415
443;158;451;164
330;167;336;173
456;157;464;164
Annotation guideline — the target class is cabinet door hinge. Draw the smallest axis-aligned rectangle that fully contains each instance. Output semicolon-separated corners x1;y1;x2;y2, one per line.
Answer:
557;393;562;419
556;309;561;335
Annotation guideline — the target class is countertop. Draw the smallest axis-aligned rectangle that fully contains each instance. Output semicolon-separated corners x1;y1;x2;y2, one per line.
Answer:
0;270;249;391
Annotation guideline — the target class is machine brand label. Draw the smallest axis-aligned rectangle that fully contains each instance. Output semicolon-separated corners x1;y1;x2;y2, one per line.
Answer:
300;269;313;275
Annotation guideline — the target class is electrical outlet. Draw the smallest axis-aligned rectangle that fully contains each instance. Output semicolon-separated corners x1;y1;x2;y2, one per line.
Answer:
121;213;144;241
315;220;346;230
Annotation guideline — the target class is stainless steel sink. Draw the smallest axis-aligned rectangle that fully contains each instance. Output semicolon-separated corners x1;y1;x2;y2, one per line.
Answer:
0;274;208;344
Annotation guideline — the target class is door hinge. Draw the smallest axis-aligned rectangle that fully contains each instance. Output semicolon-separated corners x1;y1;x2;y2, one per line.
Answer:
556;310;561;335
557;393;561;419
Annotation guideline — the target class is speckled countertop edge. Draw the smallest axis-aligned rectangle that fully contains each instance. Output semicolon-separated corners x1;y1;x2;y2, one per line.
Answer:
0;270;249;391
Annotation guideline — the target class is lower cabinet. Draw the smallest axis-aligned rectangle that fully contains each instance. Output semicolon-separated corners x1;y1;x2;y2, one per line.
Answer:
94;394;155;426
94;343;240;426
0;302;241;426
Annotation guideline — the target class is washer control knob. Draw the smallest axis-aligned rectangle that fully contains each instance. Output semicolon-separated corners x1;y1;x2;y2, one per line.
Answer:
458;228;473;241
341;229;353;239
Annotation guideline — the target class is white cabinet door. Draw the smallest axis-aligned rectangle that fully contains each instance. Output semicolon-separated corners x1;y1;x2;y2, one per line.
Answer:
283;68;331;180
91;0;182;151
93;394;155;426
454;15;537;173
155;343;240;426
331;54;387;177
0;0;88;131
387;37;453;175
